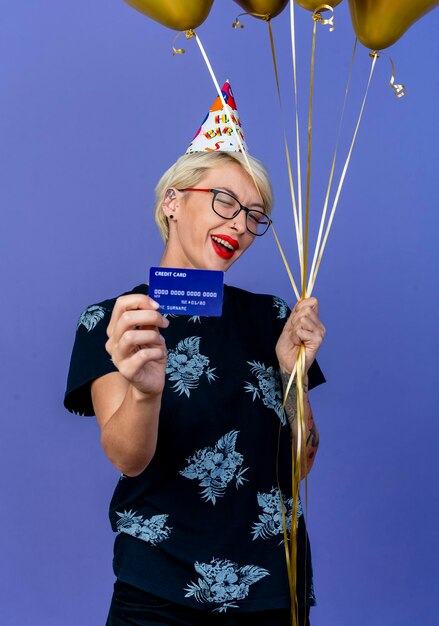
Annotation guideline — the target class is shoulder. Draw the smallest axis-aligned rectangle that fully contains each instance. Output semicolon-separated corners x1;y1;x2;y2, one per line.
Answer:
76;283;148;332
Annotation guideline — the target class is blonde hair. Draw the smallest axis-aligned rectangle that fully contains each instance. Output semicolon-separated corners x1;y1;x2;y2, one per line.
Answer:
154;152;273;243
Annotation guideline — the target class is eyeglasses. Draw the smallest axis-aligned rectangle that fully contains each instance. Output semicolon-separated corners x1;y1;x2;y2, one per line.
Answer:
177;188;272;236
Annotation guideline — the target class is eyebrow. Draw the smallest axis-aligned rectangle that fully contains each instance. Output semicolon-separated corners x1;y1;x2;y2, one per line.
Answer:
220;187;266;211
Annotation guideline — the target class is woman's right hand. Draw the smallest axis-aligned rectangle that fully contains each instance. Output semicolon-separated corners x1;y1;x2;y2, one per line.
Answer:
105;294;169;397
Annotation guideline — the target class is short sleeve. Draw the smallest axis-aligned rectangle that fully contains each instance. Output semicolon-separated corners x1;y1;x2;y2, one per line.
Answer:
271;295;326;391
64;301;118;416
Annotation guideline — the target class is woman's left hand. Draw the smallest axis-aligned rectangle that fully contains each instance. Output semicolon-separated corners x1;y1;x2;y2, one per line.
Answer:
275;297;326;375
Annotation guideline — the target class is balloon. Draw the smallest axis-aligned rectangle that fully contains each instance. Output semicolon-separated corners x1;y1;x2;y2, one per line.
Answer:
348;0;439;50
295;0;342;11
232;0;289;19
124;0;215;31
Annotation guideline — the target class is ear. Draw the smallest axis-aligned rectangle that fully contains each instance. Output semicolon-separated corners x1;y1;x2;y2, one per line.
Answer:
162;188;178;221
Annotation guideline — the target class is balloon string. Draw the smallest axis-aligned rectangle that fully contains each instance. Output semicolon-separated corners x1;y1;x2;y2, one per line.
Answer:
290;2;304;266
308;52;379;296
276;402;294;614
279;358;299;626
291;8;335;620
288;13;306;617
272;227;300;301
303;5;335;298
308;37;358;291
193;33;300;300
303;17;318;299
279;351;307;626
267;19;303;278
291;345;307;626
298;346;308;620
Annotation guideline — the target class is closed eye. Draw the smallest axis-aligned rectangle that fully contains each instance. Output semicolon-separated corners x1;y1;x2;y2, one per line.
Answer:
248;211;268;225
217;197;235;207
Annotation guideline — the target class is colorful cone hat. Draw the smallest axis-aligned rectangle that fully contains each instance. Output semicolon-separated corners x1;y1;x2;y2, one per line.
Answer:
186;81;248;154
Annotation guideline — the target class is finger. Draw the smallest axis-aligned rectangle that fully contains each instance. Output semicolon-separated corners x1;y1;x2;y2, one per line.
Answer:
107;294;161;337
295;297;319;315
287;309;316;333
294;310;324;333
119;309;169;332
112;309;169;343
296;327;323;349
119;329;166;354
117;347;168;381
289;301;318;326
292;315;317;334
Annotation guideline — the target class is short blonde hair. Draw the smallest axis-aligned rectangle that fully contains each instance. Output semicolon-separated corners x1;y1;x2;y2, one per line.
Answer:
154;152;273;243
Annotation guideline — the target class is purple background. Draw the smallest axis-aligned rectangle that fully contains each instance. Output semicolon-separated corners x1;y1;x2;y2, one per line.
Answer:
1;1;438;624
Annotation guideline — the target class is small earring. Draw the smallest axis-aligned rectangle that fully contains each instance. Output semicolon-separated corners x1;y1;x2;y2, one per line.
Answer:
169;214;174;219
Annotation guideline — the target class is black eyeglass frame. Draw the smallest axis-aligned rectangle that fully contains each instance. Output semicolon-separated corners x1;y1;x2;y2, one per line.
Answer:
177;188;273;237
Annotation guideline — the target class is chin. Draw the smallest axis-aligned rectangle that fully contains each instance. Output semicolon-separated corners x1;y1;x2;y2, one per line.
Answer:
212;257;237;272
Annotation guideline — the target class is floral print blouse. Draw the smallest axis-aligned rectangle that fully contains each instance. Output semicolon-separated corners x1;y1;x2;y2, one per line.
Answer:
64;283;325;613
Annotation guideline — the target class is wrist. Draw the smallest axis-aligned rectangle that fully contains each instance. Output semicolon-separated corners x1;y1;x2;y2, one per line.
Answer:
279;363;295;376
129;384;162;405
279;370;308;394
303;374;309;389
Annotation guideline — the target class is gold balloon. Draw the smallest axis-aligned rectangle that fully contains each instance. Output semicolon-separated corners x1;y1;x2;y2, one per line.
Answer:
124;0;215;31
348;0;439;50
232;0;289;19
295;0;342;11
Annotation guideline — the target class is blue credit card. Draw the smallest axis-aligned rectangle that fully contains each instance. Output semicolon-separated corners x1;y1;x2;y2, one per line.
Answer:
149;267;224;317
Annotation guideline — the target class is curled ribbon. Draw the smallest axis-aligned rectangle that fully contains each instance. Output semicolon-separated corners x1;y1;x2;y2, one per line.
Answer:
389;58;406;98
312;4;335;31
172;29;196;56
232;16;245;29
368;52;406;98
232;12;271;28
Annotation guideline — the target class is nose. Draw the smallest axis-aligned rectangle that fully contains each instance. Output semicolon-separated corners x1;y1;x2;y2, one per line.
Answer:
230;209;247;234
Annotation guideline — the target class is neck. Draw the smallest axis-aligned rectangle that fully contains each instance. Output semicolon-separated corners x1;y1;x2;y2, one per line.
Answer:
159;243;193;269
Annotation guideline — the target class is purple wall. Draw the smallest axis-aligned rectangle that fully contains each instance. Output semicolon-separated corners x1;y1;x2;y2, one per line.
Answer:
1;1;438;624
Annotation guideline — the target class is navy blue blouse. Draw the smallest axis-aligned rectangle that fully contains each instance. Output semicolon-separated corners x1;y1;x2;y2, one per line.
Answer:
64;283;325;613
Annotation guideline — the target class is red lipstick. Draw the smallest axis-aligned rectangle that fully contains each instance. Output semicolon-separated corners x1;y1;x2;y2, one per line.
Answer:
211;234;239;260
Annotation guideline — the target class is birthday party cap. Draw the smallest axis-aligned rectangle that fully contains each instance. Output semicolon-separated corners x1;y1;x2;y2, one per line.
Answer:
186;81;248;154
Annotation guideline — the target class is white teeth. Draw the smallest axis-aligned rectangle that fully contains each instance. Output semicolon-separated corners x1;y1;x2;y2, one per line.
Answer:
212;236;235;251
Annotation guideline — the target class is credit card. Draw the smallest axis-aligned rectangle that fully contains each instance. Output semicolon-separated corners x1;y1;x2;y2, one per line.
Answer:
149;267;224;317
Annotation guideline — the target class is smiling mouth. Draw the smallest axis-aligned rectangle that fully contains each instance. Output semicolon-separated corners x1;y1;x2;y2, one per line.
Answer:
211;234;239;260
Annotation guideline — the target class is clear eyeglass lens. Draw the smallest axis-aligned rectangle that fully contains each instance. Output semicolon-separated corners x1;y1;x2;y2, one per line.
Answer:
213;192;240;217
247;211;269;235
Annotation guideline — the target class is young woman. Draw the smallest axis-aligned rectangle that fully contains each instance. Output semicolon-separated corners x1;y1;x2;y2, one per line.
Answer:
65;150;326;626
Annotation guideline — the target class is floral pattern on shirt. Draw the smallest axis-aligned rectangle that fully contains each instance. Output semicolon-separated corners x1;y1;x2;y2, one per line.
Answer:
180;430;249;505
273;296;289;320
166;336;217;397
77;305;106;332
244;361;286;424
184;557;270;612
251;487;302;542
115;510;172;546
188;316;201;324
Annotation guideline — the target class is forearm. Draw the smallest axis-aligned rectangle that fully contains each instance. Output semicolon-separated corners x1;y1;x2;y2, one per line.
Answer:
280;372;320;477
100;385;162;477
